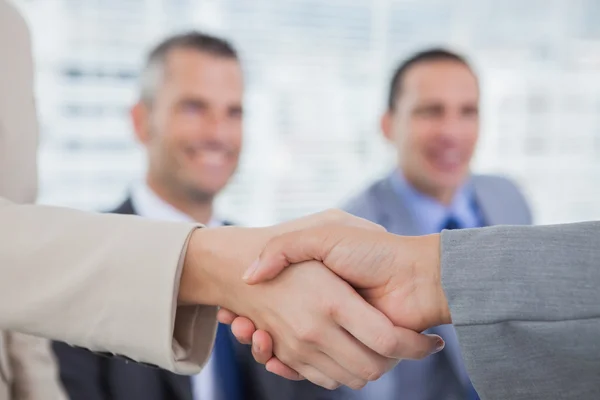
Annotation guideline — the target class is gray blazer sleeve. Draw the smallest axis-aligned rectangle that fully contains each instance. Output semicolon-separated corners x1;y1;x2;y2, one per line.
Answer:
441;222;600;399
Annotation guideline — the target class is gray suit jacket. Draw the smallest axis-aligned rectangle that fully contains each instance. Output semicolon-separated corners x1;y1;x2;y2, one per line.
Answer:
338;173;532;400
443;222;600;399
343;174;532;236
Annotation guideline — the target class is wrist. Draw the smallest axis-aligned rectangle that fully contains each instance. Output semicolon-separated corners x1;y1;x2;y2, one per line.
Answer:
420;234;451;326
178;226;273;309
178;228;222;306
403;233;451;329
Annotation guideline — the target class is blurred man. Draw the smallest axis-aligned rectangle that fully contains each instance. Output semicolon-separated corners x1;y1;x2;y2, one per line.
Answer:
53;32;244;400
338;49;532;399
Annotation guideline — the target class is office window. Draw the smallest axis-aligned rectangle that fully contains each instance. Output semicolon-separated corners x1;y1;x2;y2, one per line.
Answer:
13;0;600;225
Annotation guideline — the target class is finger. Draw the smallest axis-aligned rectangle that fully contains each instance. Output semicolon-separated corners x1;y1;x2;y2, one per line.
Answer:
395;332;445;360
265;358;304;381
295;352;365;391
216;308;238;324
332;290;443;360
319;326;399;383
243;228;329;284
293;363;341;391
244;215;385;284
230;317;257;345
251;330;274;364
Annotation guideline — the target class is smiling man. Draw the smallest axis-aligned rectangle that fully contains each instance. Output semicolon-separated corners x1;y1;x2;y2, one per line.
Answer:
53;32;244;400
337;49;533;399
131;32;242;226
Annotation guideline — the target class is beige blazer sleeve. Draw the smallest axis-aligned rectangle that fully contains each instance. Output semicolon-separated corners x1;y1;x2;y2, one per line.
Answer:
1;332;66;399
442;223;600;399
0;199;218;374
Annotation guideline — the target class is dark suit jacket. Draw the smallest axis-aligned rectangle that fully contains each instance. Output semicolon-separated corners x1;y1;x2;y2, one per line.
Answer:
52;197;243;400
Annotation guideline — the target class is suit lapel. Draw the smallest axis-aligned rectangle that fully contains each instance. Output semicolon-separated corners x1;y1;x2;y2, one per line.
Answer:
471;177;500;226
372;178;422;236
110;197;136;215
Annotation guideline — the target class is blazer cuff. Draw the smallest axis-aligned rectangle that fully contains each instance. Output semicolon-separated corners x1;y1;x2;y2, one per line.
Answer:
91;221;217;374
440;227;487;327
169;227;218;375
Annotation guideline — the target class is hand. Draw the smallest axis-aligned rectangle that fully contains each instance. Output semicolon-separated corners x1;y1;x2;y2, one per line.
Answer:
179;210;442;389
247;226;448;331
179;209;383;305
218;225;450;379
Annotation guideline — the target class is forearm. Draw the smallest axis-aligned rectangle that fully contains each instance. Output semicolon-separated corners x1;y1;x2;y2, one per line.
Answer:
440;222;600;399
441;222;600;326
0;198;216;373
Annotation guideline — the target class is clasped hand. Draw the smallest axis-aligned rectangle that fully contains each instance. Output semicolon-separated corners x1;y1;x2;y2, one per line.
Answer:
186;210;449;390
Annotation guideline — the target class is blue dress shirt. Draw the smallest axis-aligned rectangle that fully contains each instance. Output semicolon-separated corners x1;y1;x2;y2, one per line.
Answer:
388;171;485;235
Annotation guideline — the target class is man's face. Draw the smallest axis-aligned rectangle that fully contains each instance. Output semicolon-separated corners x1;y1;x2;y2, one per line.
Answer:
134;48;243;202
383;60;479;200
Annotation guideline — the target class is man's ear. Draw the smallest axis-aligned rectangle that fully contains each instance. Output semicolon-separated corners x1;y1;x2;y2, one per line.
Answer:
380;111;394;142
131;101;151;144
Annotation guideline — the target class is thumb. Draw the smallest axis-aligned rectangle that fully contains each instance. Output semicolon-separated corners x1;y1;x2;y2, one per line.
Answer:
243;227;330;284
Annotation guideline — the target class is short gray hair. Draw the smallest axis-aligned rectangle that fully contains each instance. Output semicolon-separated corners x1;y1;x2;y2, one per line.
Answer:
139;31;239;106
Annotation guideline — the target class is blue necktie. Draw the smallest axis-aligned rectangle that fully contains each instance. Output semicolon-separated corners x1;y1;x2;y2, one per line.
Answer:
440;216;480;400
442;216;461;231
467;383;481;400
213;323;242;400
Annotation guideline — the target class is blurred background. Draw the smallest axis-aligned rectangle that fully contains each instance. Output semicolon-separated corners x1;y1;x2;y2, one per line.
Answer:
13;0;600;226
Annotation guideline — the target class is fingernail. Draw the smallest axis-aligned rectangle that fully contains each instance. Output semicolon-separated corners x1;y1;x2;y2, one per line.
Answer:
428;335;445;354
243;259;260;281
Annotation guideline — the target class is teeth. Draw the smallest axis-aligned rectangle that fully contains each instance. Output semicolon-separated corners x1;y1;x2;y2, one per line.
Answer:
203;152;225;164
431;150;462;168
440;152;460;164
191;149;227;166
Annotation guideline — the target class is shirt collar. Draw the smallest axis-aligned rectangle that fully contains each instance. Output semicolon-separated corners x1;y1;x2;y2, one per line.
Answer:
130;181;221;227
389;170;479;234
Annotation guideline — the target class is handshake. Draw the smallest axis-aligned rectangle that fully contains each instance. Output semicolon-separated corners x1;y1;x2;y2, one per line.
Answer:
180;210;452;390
